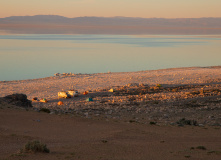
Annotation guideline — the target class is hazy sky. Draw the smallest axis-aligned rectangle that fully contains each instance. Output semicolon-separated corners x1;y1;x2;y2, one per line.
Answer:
1;0;221;18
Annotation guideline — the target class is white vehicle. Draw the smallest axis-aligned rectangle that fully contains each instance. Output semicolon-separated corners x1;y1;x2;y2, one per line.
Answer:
58;91;71;98
68;90;79;97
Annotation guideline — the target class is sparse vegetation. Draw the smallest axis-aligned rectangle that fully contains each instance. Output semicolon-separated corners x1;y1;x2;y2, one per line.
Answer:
21;140;50;153
70;152;76;156
207;150;221;155
184;155;191;158
10;133;17;137
10;153;26;157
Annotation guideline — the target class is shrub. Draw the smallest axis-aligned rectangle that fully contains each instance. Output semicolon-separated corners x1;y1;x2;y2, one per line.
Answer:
207;150;221;154
39;108;50;113
101;140;108;143
150;121;157;125
176;118;198;126
129;119;136;123
22;140;50;153
196;146;206;150
152;100;159;104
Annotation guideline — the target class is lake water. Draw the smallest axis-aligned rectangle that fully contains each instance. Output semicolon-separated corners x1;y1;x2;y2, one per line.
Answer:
0;34;221;81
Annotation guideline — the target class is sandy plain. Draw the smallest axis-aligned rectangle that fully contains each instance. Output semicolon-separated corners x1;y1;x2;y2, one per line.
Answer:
0;66;221;160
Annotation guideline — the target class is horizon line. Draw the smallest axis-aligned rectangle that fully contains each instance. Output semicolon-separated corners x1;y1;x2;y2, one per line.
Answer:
1;14;221;19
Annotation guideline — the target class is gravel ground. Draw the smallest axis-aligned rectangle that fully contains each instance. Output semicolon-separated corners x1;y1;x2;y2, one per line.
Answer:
1;66;221;126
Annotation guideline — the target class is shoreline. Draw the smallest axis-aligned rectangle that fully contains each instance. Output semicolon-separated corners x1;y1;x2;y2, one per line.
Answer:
1;65;221;83
1;66;221;99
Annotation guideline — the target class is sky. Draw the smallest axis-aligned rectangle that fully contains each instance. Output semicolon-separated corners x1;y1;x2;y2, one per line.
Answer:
0;0;221;18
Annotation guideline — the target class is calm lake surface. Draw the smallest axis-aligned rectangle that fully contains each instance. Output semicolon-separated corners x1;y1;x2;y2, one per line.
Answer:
0;34;221;81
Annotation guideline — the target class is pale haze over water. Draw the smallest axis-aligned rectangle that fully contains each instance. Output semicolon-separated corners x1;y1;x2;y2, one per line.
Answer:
1;0;221;18
0;34;221;81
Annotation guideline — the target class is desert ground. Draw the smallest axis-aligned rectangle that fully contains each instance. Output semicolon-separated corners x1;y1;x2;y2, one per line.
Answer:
0;66;221;160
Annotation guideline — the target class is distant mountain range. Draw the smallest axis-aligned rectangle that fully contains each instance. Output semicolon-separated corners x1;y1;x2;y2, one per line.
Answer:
0;15;221;34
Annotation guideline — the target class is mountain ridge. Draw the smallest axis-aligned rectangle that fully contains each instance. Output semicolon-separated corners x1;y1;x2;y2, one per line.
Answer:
1;15;221;34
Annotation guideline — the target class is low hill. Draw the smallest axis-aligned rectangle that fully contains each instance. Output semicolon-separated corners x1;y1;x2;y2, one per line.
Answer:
0;15;221;34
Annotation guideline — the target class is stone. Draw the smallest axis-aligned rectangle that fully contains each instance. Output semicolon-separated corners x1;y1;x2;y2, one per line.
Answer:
3;94;32;107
